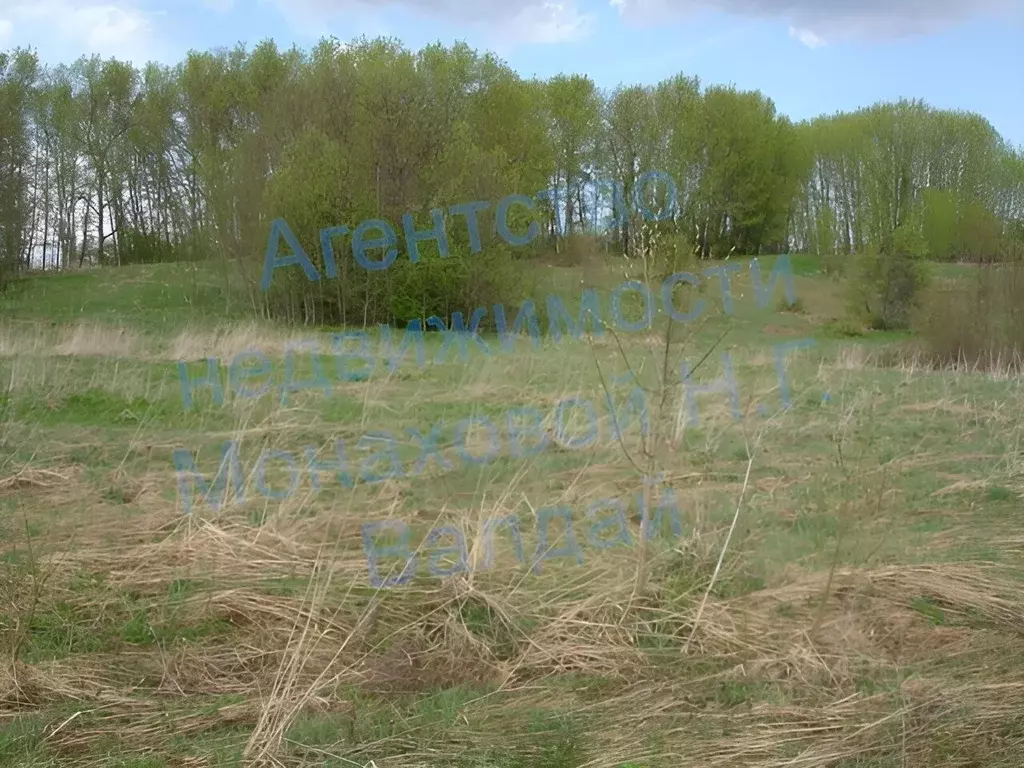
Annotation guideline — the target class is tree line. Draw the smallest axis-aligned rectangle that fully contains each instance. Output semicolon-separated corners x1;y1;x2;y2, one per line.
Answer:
1;38;1022;323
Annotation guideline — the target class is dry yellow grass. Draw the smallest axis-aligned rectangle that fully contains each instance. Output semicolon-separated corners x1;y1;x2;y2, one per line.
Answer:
3;290;1024;766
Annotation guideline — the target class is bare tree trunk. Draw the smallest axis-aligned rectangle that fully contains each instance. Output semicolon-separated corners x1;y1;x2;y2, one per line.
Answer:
96;167;106;264
78;196;91;268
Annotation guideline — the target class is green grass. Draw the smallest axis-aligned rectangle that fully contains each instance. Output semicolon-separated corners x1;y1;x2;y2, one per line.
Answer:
2;254;1024;766
0;262;243;332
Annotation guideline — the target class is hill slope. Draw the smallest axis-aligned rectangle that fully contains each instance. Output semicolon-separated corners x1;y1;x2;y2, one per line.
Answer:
2;259;1023;767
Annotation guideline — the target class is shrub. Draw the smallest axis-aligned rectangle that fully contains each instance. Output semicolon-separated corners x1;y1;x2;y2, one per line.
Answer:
823;317;865;338
117;229;179;265
917;257;1024;373
775;295;806;314
259;240;531;329
849;224;930;331
387;245;530;327
820;252;847;281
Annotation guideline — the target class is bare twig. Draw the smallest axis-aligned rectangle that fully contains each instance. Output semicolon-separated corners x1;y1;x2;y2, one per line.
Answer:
811;522;844;638
587;335;646;476
607;324;659;395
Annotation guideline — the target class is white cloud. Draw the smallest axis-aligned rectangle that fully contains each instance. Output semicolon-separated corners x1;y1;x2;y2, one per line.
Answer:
611;0;1018;42
271;0;595;46
504;2;593;44
77;4;154;50
789;25;825;49
0;20;13;48
5;2;161;61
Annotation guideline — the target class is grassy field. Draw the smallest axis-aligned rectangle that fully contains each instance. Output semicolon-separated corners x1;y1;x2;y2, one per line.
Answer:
2;256;1024;767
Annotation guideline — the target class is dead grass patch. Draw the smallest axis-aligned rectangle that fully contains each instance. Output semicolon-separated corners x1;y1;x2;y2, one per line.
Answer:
0;465;78;491
166;323;308;363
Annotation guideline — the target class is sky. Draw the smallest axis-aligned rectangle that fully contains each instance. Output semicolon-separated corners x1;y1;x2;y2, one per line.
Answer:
1;0;1022;146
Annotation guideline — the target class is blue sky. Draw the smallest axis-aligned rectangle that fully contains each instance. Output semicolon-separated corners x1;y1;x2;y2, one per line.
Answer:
2;0;1022;146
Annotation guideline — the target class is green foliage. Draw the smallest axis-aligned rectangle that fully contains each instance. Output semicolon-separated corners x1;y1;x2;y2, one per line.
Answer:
243;43;552;324
1;35;1024;317
687;85;807;259
794;100;1023;265
850;224;930;330
921;188;959;261
0;48;39;291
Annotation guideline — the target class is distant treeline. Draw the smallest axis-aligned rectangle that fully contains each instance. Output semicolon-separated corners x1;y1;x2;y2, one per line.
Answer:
0;38;1022;323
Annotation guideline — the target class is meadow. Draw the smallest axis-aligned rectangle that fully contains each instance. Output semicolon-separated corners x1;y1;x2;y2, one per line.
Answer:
2;254;1024;767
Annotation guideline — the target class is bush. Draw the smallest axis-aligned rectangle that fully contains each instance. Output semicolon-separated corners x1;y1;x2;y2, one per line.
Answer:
917;257;1024;372
386;245;530;327
821;252;847;281
849;224;930;331
116;229;184;265
260;241;531;329
775;295;806;314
